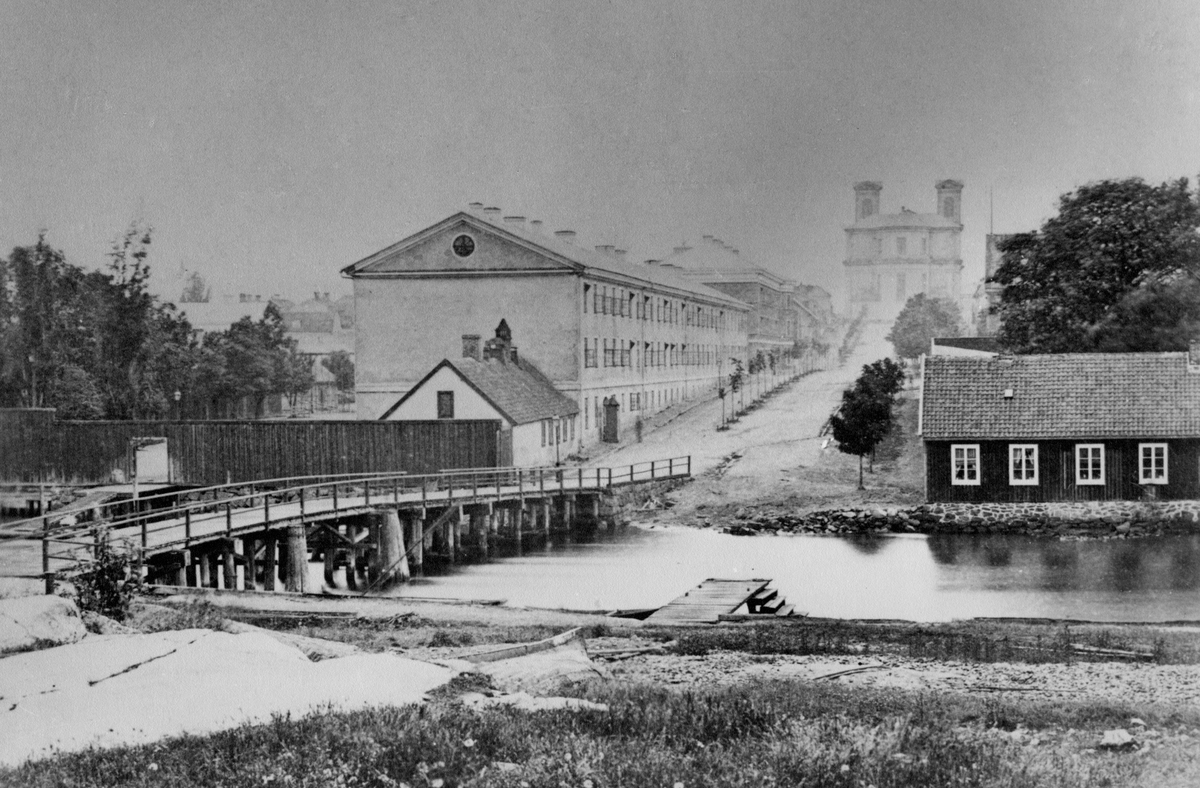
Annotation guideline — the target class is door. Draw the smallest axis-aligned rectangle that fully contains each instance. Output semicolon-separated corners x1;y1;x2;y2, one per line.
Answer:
602;397;620;443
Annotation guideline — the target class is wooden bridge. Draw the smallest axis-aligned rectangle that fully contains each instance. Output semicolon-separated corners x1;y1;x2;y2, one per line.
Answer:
4;457;691;596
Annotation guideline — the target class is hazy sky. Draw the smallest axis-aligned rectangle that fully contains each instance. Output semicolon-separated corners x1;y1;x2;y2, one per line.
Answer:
2;0;1198;304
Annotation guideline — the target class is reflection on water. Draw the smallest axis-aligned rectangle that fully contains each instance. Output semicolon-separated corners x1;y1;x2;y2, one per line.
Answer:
394;526;1200;622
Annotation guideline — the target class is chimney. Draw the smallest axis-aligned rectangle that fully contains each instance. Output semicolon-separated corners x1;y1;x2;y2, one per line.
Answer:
324;292;330;300
468;201;484;211
483;206;501;217
645;259;660;266
503;215;525;226
1189;341;1200;373
509;345;518;363
462;334;482;361
614;249;627;259
594;244;614;255
555;230;577;244
702;234;713;242
530;219;543;232
853;181;883;221
672;244;692;254
314;291;320;301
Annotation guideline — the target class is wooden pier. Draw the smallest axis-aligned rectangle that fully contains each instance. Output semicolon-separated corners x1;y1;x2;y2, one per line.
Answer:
8;457;692;595
646;578;797;624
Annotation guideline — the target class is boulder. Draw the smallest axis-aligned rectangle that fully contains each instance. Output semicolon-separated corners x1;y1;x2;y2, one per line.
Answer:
0;595;88;655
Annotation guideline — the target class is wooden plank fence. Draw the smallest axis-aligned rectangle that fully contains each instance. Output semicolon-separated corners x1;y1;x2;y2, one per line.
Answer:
0;409;505;486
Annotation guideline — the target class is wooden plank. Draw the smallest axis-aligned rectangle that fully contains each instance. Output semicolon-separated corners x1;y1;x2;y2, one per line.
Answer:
647;578;772;624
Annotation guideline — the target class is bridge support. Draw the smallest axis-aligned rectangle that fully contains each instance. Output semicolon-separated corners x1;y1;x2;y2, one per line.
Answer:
379;509;409;586
409;515;424;575
263;534;278;591
285;523;310;593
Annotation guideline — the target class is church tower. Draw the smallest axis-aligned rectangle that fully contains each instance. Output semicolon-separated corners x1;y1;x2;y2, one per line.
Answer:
935;180;963;223
853;181;882;221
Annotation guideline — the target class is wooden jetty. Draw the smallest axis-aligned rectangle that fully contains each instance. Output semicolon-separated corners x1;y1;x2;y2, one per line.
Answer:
646;578;797;624
8;457;692;596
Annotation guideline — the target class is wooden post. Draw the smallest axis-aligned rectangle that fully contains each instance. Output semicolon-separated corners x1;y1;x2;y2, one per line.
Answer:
176;550;190;586
285;523;310;593
324;546;337;588
411;516;424;574
199;552;212;588
542;499;551;535
244;538;258;591
446;511;457;564
591;495;600;519
379;509;409;586
41;514;52;594
223;541;237;590
263;534;277;592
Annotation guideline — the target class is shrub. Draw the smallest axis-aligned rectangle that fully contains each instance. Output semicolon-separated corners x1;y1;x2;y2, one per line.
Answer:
66;533;137;621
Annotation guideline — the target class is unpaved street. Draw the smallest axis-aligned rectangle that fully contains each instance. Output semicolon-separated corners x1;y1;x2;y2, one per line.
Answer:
595;323;896;516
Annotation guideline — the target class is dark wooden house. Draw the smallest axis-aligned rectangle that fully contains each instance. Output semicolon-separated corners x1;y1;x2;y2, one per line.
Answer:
919;351;1200;503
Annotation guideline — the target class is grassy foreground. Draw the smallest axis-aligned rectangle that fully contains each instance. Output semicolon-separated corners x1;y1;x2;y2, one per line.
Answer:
6;602;1200;787
3;678;1167;788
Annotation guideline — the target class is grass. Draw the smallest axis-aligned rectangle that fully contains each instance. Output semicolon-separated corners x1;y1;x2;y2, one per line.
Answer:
4;678;1167;787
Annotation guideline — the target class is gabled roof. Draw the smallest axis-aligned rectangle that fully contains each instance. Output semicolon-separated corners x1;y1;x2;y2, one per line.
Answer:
342;209;750;310
380;356;579;426
930;336;1001;355
921;353;1200;440
658;238;792;290
848;212;960;230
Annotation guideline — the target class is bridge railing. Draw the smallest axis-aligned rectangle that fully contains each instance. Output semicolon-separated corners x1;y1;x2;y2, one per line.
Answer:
9;456;692;592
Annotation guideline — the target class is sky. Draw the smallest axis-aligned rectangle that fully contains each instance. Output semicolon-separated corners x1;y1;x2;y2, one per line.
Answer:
2;0;1198;306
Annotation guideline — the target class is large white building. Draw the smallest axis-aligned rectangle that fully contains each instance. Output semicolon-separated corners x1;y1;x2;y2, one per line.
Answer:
342;203;751;453
843;180;964;324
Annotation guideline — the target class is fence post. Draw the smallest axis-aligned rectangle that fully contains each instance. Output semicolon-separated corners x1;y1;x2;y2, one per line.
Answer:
651;460;656;480
225;502;232;536
518;469;524;498
629;464;634;483
185;509;192;546
365;480;371;507
578;467;583;490
333;483;339;513
300;487;306;518
140;511;148;587
687;456;691;476
669;458;674;477
264;493;270;528
42;515;52;595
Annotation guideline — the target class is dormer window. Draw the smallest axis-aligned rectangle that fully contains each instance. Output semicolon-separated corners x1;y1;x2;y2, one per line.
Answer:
452;234;475;258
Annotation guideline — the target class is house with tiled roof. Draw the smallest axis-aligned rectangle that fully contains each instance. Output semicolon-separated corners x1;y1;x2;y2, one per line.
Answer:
381;322;579;466
341;203;751;448
919;351;1200;503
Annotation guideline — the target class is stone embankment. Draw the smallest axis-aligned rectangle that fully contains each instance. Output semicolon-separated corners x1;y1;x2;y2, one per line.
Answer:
723;501;1200;540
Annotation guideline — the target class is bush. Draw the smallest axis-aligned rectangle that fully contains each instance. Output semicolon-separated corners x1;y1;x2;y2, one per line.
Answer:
66;533;137;621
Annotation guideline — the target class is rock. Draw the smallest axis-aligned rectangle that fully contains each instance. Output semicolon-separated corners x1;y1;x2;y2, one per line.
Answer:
1115;522;1132;535
1099;729;1137;750
1130;717;1147;728
0;595;88;655
81;611;138;636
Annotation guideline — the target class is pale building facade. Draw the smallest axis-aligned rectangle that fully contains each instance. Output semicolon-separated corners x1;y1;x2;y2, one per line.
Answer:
843;181;964;324
342;204;750;449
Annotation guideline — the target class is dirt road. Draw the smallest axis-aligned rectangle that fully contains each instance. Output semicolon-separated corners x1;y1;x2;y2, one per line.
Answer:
596;323;898;518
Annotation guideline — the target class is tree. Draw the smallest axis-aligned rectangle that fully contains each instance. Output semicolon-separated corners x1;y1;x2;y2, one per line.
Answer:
992;177;1200;353
830;387;891;490
321;350;355;391
829;359;904;489
886;293;962;359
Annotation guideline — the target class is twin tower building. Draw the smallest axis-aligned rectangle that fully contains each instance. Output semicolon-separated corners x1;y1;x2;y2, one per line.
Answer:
842;180;964;323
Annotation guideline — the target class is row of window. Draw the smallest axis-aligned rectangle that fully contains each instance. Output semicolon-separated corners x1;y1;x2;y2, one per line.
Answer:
583;388;686;429
540;415;577;447
583;283;736;330
583;338;733;369
950;443;1170;487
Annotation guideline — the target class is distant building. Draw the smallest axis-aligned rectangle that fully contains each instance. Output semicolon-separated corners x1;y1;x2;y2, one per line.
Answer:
341;203;751;448
920;350;1200;503
381;322;580;466
972;233;1013;336
657;236;836;363
843;180;964;324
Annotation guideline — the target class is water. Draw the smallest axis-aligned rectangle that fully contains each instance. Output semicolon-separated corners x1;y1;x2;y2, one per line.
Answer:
393;525;1200;623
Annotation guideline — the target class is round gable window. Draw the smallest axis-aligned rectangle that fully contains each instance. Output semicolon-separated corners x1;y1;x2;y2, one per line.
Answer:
452;234;476;258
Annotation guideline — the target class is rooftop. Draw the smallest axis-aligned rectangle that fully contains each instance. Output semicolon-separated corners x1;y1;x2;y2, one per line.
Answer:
921;352;1200;440
381;355;578;426
849;212;961;231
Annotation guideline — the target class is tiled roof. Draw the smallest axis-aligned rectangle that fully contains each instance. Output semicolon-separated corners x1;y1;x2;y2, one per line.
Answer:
382;356;578;425
344;209;750;311
849;212;959;230
921;353;1200;439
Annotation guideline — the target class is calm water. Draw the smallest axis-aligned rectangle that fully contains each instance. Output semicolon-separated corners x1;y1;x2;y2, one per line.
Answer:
392;525;1200;623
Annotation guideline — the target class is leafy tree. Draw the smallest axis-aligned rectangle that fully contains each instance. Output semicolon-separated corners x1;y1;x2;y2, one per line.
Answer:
992;177;1200;353
830;359;904;489
886;293;962;359
321;350;356;391
830;386;891;490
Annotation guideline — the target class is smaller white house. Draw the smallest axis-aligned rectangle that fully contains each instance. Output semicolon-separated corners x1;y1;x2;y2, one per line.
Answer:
380;322;580;467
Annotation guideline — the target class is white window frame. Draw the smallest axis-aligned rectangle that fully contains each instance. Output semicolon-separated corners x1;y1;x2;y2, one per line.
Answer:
1007;444;1038;485
1075;444;1105;485
1139;443;1168;485
951;444;980;486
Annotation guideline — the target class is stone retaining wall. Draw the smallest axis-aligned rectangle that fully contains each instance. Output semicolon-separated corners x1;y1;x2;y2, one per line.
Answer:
727;500;1200;539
